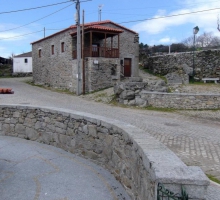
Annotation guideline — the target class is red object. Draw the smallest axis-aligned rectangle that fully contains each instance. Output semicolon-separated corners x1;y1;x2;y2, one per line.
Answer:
0;88;14;94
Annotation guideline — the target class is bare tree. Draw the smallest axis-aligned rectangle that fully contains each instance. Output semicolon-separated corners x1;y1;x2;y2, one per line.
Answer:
182;36;195;47
197;32;214;47
182;32;220;48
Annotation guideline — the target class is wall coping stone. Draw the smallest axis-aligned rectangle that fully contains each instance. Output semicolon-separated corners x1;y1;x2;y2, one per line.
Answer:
142;91;220;96
0;104;209;199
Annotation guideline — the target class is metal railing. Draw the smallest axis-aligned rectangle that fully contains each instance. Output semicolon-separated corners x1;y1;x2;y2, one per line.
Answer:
157;183;189;200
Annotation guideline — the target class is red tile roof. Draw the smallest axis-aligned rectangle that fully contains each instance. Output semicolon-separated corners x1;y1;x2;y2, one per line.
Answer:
31;20;137;44
70;25;124;36
69;20;112;29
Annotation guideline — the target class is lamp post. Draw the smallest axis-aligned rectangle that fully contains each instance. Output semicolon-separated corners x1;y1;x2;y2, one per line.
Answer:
192;26;199;82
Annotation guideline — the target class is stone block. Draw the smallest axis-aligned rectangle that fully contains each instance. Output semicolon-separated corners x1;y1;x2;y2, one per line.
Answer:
13;112;21;118
15;124;26;134
55;121;67;130
128;77;143;82
88;125;97;137
25;127;39;140
120;90;135;100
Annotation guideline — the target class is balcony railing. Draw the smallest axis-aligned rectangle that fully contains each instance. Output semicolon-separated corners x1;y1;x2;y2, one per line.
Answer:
73;46;119;59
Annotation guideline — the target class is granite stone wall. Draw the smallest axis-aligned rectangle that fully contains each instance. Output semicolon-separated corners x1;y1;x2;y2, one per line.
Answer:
0;105;209;200
85;57;120;92
115;82;220;109
144;50;220;80
141;92;220;109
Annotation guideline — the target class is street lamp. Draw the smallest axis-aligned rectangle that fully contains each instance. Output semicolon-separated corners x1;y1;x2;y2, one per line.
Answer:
192;26;199;82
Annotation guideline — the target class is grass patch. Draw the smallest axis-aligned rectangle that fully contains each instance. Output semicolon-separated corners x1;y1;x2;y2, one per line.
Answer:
94;93;108;98
0;64;12;77
85;86;112;95
139;66;167;83
206;174;220;184
25;79;75;95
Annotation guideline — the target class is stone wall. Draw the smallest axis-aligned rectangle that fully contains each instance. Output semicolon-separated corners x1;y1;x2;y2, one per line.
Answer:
141;92;220;109
85;57;120;92
12;72;33;77
115;82;220;109
144;50;220;80
0;105;209;200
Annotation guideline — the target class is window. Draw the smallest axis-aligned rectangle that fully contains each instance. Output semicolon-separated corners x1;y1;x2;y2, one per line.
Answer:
61;42;65;52
38;49;42;58
51;45;54;55
24;58;28;63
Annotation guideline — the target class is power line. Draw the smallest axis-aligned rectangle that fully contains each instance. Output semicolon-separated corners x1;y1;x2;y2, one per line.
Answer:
0;3;74;33
84;0;220;13
0;30;43;41
0;1;74;15
119;7;220;24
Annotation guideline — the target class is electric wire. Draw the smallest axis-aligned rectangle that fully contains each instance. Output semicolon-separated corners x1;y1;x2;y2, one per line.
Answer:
119;7;220;24
0;3;219;41
0;30;43;41
0;3;74;33
0;0;91;33
0;1;74;15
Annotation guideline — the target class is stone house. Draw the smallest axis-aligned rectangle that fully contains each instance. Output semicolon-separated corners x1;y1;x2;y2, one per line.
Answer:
13;52;32;73
31;20;139;93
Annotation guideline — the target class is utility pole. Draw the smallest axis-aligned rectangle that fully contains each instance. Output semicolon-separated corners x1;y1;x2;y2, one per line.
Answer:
75;0;81;95
44;27;45;38
82;10;85;94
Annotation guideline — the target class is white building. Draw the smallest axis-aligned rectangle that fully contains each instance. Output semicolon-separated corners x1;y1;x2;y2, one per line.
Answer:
13;52;32;73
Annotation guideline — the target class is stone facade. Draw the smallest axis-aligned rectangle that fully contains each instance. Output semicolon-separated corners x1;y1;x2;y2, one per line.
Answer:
85;57;120;92
32;21;139;93
115;81;220;109
144;50;220;80
0;105;209;200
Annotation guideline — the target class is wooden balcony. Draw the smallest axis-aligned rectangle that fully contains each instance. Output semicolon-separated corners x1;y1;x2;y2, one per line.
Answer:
73;46;119;59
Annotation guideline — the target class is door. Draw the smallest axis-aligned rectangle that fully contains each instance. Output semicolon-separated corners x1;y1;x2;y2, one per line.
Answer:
124;58;131;77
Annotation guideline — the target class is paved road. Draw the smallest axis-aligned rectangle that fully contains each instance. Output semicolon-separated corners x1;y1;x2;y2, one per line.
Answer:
1;77;220;199
0;136;130;200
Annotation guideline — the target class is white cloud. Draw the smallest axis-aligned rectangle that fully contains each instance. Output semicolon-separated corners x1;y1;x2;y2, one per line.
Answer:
159;37;177;43
0;23;41;57
132;0;220;35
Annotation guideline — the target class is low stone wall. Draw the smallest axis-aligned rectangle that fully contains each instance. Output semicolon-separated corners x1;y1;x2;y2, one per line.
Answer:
141;92;220;109
12;72;33;77
144;50;220;80
115;82;220;109
0;105;209;199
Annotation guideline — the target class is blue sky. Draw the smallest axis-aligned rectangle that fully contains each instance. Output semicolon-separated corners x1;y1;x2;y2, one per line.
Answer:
0;0;220;57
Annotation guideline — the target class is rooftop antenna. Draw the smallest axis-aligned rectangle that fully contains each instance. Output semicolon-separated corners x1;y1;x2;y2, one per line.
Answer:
98;4;104;21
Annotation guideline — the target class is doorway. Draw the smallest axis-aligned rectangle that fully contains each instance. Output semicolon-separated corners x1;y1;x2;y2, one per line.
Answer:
124;58;131;77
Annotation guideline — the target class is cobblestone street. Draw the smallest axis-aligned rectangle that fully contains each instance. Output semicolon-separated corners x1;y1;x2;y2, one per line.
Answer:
1;77;220;199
